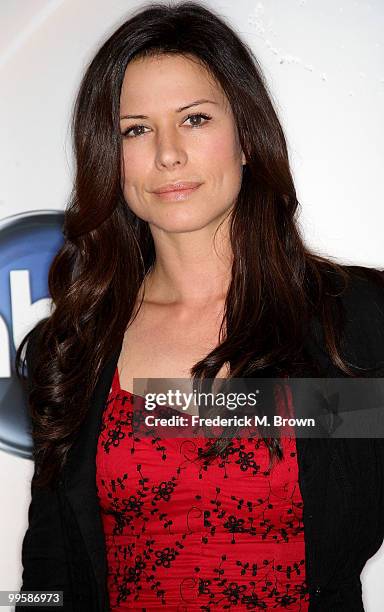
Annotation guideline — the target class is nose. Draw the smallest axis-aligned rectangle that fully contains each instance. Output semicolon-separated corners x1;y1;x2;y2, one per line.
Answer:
155;130;187;170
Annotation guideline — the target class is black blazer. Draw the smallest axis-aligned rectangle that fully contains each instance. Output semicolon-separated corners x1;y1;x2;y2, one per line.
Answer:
16;267;384;612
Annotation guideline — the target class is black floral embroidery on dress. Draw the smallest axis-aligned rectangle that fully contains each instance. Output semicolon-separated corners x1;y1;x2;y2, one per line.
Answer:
96;373;310;610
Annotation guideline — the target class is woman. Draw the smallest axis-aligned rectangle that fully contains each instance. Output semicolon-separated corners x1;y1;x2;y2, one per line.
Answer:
15;2;384;611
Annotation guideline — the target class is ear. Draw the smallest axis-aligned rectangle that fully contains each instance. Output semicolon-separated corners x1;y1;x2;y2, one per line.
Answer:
241;149;246;165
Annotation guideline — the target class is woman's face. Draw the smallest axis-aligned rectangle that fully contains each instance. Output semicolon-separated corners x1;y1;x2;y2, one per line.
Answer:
119;53;246;233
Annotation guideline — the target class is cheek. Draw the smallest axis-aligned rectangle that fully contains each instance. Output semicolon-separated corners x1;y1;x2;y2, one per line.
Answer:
121;148;145;195
121;147;135;181
206;130;241;169
206;138;242;189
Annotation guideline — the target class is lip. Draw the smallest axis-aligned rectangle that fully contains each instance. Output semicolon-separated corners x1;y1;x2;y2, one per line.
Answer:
153;181;202;194
153;184;202;201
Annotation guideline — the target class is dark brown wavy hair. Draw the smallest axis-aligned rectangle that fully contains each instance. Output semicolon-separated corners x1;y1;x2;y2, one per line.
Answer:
15;0;384;489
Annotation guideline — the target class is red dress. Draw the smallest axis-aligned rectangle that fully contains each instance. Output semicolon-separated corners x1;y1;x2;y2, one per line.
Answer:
96;367;310;611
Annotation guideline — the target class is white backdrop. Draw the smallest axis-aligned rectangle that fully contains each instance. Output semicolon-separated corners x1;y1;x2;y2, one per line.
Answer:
1;0;383;609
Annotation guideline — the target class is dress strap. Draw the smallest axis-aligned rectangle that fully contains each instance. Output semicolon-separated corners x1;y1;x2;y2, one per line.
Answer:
110;365;121;395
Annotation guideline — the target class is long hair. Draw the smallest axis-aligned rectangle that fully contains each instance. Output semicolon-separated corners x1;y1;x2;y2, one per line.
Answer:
15;0;384;489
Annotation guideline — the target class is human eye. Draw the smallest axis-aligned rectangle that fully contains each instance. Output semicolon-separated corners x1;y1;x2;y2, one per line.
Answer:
121;124;149;138
183;112;212;128
121;112;212;139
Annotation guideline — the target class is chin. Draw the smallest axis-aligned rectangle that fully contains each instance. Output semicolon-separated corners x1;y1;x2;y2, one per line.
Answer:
148;210;225;233
150;220;209;233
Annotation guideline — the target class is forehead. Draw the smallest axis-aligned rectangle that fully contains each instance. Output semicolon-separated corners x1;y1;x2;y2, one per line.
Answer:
119;53;227;110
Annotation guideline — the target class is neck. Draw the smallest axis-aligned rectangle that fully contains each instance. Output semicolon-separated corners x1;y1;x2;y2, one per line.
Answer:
143;218;233;308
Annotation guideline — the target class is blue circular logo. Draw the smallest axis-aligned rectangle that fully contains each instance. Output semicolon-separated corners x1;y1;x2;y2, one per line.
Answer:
0;210;64;459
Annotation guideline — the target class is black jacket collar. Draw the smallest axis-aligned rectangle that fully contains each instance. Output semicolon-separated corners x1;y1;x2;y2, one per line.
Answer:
62;341;122;611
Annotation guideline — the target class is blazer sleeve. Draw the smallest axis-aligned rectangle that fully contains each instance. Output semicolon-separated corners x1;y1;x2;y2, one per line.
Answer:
342;267;384;558
16;326;74;611
367;270;384;562
368;270;384;556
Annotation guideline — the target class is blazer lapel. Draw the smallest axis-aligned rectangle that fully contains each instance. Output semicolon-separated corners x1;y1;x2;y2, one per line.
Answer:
62;339;123;610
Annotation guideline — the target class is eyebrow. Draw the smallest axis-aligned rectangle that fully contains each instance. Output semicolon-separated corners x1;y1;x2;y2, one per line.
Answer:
119;98;218;120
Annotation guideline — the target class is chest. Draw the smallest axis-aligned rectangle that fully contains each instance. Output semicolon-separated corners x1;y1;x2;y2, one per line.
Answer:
117;301;229;394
